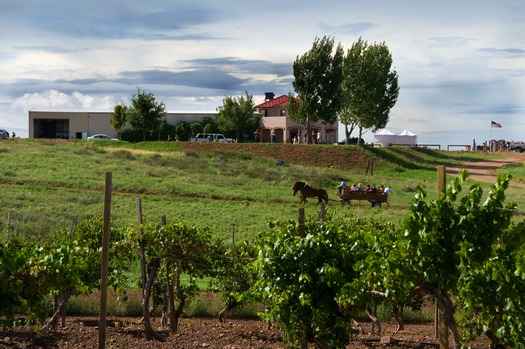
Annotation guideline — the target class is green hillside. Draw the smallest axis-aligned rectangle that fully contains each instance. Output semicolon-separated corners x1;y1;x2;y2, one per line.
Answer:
0;138;520;241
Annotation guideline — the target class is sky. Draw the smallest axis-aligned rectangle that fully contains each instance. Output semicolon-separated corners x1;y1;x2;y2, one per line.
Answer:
1;1;524;147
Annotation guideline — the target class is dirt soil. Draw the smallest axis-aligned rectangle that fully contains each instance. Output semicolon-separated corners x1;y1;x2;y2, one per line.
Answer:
0;316;492;349
3;146;523;349
179;142;381;171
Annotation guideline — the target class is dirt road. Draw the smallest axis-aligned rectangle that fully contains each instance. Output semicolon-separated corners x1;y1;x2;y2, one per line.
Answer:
446;152;525;188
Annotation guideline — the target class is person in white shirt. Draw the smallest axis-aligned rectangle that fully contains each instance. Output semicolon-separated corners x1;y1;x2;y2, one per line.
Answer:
338;178;347;194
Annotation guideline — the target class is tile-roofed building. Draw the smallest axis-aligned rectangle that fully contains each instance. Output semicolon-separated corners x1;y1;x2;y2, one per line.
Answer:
256;93;289;109
255;92;338;144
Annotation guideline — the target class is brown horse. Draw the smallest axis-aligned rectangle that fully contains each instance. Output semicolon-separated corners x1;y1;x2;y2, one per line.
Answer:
292;181;329;204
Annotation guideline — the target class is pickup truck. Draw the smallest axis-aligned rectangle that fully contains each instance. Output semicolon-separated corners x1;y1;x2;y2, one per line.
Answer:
192;133;234;143
509;142;525;153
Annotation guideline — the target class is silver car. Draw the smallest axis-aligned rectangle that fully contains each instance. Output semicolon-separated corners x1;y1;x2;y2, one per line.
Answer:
87;134;119;141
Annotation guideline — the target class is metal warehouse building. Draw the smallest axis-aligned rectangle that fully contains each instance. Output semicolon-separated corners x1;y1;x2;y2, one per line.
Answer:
28;111;214;140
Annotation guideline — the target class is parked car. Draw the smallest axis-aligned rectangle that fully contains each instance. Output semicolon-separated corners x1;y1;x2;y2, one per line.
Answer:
0;129;9;139
191;133;234;143
87;134;118;141
337;137;364;145
509;142;525;153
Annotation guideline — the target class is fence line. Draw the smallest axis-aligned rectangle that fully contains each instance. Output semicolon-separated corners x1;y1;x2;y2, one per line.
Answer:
447;144;470;151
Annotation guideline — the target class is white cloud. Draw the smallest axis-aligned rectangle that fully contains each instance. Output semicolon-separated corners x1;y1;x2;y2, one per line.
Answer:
12;90;116;111
1;0;525;147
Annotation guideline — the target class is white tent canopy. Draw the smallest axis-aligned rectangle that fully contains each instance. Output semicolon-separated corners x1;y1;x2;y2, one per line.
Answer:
373;129;396;147
395;129;417;146
374;129;417;147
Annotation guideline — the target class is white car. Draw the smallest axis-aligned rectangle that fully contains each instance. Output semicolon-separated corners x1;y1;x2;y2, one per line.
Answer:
87;134;118;141
192;133;234;143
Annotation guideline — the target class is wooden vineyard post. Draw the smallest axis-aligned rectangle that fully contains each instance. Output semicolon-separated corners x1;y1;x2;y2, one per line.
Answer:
437;165;446;194
436;165;449;348
98;172;112;349
160;215;168;328
137;199;147;296
366;158;374;175
298;208;305;237
231;224;236;265
318;202;326;222
71;217;77;233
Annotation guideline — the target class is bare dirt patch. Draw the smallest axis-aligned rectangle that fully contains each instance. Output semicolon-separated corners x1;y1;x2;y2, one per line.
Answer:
1;316;492;348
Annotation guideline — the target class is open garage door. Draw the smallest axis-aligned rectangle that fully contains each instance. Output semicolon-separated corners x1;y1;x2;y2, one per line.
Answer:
33;119;69;139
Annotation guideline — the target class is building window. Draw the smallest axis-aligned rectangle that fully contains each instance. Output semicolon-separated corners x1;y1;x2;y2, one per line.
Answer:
280;109;286;116
260;109;267;117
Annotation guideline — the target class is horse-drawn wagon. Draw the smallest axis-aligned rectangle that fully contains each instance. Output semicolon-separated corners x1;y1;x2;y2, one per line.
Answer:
339;188;389;208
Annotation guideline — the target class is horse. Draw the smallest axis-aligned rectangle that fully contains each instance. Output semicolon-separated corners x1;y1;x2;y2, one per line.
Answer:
292;181;329;204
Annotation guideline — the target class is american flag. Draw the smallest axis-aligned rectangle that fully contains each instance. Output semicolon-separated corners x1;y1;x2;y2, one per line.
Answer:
491;121;502;128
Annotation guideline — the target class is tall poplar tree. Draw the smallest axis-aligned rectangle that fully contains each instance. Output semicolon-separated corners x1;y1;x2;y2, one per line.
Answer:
109;103;128;140
288;36;344;143
340;37;399;144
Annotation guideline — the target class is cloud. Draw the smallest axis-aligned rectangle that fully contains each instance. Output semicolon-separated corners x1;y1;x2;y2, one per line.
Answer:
478;47;525;55
319;22;377;35
12;90;116;111
12;46;84;54
117;69;248;91
183;57;292;77
427;36;473;47
2;0;525;146
6;2;224;41
10;57;294;99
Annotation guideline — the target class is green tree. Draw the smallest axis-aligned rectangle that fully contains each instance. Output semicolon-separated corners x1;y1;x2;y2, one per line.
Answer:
175;121;190;141
190;122;203;138
394;171;515;348
216;92;260;142
109;103;128;140
340;37;399;144
43;218;133;330
254;215;392;349
457;218;525;347
0;238;50;325
289;36;344;144
201;115;218;134
210;240;257;322
0;218;133;329
339;217;424;335
127;88;166;141
130;221;225;338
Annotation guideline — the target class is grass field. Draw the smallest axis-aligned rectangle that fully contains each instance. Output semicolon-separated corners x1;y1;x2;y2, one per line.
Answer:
1;138;523;242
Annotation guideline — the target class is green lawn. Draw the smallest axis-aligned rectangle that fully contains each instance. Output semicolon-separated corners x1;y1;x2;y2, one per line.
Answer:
1;138;522;242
